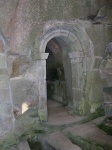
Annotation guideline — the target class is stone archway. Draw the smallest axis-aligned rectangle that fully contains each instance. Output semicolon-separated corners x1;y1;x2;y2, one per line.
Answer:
37;24;94;121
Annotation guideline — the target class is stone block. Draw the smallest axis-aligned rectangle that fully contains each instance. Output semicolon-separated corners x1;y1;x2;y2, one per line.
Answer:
93;57;102;69
103;87;112;115
14;109;39;136
72;39;83;52
68;52;84;58
7;55;16;76
72;89;83;103
36;53;49;60
43;131;82;150
10;140;31;150
69;34;78;43
71;63;84;90
0;40;5;53
10;56;32;77
10;76;39;109
2;103;13;117
2;116;14;133
48;81;67;105
0;105;3;117
10;147;17;150
17;140;31;150
100;69;112;79
0;54;7;69
0;75;9;89
84;71;104;114
0;68;8;75
0;88;10;104
83;57;93;72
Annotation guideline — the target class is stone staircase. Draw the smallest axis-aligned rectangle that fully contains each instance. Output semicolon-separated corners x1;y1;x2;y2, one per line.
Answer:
10;100;112;150
31;121;112;150
27;100;112;150
63;122;112;150
9;123;112;150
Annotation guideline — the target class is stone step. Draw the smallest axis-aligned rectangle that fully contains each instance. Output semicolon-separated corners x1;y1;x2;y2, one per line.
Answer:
63;122;112;150
10;140;31;150
42;131;82;150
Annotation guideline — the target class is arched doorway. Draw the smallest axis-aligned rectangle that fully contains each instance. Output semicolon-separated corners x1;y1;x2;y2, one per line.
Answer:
46;38;68;106
38;26;93;121
38;29;81;121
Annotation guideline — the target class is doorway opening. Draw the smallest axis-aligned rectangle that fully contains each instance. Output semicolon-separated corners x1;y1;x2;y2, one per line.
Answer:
46;38;68;106
38;26;93;122
45;36;74;123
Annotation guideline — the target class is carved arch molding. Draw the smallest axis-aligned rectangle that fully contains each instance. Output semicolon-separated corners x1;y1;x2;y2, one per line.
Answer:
36;21;94;121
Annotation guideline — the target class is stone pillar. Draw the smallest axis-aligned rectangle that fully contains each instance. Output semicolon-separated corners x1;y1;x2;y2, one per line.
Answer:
36;53;49;121
68;52;84;114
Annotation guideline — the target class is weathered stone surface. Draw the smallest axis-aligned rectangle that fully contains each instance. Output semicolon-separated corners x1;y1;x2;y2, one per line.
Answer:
10;147;17;150
10;76;39;114
48;81;67;105
47;100;85;126
84;71;104;114
92;116;105;125
63;123;112;149
17;140;31;150
11;56;32;77
43;131;82;150
0;0;18;36
7;55;16;76
0;75;9;89
103;87;112;114
86;24;110;56
0;39;5;53
10;140;31;150
0;54;7;69
14;108;39;136
93;57;102;69
2;116;14;133
10;0;39;54
9;0;106;54
94;5;112;24
100;69;112;79
105;42;112;55
0;0;112;146
0;88;10;104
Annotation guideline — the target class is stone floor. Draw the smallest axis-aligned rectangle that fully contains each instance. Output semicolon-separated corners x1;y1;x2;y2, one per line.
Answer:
47;99;86;126
10;100;112;150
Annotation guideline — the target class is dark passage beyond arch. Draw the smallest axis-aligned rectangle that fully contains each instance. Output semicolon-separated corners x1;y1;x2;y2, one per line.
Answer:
45;38;67;106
